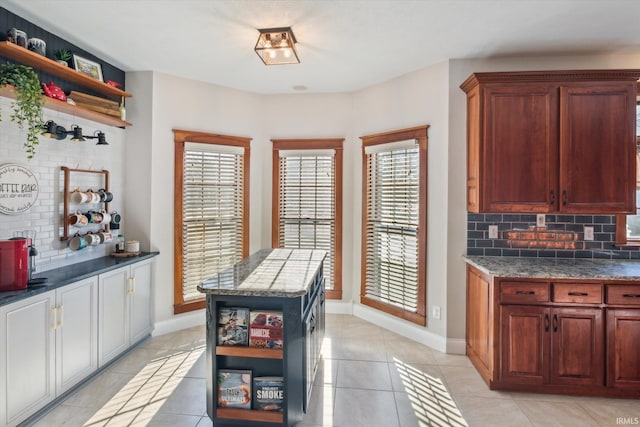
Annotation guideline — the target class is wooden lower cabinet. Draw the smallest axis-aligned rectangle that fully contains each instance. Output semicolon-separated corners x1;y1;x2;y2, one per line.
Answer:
500;306;549;385
550;307;603;387
607;309;640;389
466;264;639;397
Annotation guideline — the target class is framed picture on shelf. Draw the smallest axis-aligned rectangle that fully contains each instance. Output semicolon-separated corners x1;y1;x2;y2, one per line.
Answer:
72;54;103;81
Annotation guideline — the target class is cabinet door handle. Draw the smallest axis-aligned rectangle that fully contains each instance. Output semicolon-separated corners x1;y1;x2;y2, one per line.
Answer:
562;190;567;206
568;292;588;297
552;314;558;332
622;293;640;298
128;277;134;294
51;307;57;330
132;277;136;295
515;290;535;295
550;189;555;205
58;305;64;329
544;313;550;332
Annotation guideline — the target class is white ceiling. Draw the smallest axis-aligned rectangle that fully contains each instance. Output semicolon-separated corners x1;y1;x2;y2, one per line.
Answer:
5;0;640;94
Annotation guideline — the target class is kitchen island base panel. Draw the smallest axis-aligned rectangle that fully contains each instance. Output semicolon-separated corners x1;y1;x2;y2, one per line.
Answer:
205;293;319;427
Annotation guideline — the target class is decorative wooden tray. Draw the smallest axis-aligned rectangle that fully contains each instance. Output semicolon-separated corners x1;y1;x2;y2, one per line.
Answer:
110;251;141;258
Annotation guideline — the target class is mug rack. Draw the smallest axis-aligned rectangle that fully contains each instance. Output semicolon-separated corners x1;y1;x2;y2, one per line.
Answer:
60;166;110;241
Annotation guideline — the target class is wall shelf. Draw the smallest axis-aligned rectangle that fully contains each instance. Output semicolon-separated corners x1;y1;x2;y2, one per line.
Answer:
0;86;131;128
0;42;131;99
215;346;283;360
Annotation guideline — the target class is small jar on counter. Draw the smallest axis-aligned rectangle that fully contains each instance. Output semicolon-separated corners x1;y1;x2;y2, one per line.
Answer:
115;234;125;253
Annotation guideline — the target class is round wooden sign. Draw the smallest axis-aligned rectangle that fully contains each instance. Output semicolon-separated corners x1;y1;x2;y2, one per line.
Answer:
0;163;39;215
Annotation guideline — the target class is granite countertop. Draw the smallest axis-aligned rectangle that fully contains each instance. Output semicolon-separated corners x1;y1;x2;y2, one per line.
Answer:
0;252;159;307
198;248;326;297
465;256;640;281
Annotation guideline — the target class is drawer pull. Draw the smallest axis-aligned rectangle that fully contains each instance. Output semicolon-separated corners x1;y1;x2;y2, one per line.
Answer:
622;293;640;298
515;290;535;295
568;292;588;297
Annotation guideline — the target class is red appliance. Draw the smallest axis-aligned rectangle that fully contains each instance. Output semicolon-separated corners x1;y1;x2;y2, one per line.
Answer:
0;238;30;291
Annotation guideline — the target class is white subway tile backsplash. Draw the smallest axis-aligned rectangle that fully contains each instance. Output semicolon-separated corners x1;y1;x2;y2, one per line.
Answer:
0;96;126;273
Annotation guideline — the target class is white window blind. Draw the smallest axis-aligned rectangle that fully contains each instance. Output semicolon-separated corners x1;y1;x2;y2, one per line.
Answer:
278;152;335;290
181;142;245;302
364;141;420;312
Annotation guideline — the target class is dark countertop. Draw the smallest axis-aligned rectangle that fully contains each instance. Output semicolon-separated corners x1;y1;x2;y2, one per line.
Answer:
198;248;326;297
465;255;640;281
0;252;159;307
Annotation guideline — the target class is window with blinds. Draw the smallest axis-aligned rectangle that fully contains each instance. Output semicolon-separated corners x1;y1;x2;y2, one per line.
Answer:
174;129;250;314
361;127;427;326
272;139;343;299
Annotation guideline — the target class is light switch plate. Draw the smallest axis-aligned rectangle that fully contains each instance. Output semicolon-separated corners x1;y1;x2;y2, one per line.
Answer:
536;214;546;227
584;226;594;241
488;225;498;239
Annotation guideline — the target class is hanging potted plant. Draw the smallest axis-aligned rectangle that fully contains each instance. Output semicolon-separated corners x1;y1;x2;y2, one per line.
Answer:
0;63;44;158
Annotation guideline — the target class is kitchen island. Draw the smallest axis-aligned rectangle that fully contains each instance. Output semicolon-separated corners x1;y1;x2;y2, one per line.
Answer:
198;248;326;427
465;256;640;398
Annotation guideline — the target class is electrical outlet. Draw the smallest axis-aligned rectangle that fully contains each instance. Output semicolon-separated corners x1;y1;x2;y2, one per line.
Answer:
536;214;546;227
488;225;498;239
432;306;441;319
584;226;594;241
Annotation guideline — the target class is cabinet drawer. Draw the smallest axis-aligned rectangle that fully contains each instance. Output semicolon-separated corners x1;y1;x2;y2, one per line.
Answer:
607;285;640;305
500;282;549;303
553;283;602;304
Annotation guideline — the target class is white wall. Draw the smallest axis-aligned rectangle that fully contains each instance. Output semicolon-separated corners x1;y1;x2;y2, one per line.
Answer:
352;61;451;339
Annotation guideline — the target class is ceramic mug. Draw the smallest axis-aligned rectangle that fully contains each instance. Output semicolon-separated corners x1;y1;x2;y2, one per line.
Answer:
70;190;90;204
68;211;88;226
99;210;111;224
98;188;113;203
98;231;113;243
89;191;101;204
69;234;88;251
110;211;122;224
87;211;103;224
85;233;100;246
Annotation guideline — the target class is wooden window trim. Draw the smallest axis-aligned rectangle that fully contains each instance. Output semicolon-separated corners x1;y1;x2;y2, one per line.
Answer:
271;138;344;300
173;128;251;314
360;125;428;326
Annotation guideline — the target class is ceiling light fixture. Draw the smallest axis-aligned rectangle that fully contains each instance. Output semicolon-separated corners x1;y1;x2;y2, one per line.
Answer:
254;27;299;65
41;120;108;145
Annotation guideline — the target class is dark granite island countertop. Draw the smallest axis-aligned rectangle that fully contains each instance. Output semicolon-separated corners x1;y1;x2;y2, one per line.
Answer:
198;248;327;297
465;255;640;280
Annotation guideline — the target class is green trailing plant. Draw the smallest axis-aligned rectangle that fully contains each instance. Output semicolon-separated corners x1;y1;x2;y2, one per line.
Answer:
0;63;44;158
54;49;72;63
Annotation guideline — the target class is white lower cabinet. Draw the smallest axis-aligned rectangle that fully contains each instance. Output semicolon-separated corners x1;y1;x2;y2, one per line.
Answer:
98;258;153;366
0;277;98;427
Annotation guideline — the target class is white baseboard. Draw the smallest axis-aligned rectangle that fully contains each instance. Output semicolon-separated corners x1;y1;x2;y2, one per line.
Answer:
352;303;447;353
152;309;205;336
326;300;353;314
446;338;466;355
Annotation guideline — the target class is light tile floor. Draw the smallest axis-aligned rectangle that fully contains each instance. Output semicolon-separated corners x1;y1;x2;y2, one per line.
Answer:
27;314;640;427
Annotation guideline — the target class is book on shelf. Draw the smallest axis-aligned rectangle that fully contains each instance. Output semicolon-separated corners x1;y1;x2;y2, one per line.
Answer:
253;376;284;411
217;307;249;346
217;369;252;409
249;310;284;349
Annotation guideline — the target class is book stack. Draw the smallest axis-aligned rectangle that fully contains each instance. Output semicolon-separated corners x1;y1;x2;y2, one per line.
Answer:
68;91;121;118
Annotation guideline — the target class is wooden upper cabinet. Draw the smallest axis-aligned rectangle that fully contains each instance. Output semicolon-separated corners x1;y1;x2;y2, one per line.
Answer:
461;70;640;214
481;84;558;212
559;84;637;213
